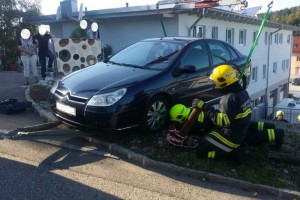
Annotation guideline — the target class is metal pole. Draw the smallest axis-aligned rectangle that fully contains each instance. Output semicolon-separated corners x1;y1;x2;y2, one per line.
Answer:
239;1;273;82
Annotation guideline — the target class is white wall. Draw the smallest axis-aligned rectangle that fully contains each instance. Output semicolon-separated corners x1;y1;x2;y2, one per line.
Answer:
98;15;179;53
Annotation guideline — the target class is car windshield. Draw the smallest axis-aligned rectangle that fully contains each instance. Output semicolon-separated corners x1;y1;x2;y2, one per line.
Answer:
108;41;183;70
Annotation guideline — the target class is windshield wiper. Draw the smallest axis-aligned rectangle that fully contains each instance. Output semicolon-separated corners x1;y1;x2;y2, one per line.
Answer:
121;63;143;69
107;60;122;66
144;50;179;68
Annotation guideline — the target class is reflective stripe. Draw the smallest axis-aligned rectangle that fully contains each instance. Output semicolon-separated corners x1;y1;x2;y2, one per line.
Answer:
258;121;264;131
205;136;233;152
209;131;240;148
216;113;230;126
268;129;275;142
235;108;252;119
198;100;204;108
198;111;204;123
208;151;215;159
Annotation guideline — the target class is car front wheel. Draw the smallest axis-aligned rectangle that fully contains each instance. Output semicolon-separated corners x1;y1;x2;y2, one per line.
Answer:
141;95;170;133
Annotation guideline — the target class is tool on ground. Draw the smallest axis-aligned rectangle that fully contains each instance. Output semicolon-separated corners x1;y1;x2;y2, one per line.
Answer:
0;122;98;140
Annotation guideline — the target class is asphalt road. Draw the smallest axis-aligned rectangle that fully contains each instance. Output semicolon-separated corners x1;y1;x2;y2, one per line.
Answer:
0;71;294;199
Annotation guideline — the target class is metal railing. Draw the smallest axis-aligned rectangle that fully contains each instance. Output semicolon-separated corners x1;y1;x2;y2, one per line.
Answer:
252;106;300;124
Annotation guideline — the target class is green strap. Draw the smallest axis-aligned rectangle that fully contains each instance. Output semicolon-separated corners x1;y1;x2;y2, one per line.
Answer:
160;15;167;37
239;1;273;81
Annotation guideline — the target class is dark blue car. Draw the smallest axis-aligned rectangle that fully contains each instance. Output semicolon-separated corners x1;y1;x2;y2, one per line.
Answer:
292;78;300;85
49;37;251;133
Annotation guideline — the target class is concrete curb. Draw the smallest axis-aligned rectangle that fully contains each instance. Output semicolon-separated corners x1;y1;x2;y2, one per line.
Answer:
25;87;300;199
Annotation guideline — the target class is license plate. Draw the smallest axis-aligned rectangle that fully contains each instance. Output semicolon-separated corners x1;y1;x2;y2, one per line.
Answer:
56;102;76;116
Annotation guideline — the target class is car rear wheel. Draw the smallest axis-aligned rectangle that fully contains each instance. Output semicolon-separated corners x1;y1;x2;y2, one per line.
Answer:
141;95;170;133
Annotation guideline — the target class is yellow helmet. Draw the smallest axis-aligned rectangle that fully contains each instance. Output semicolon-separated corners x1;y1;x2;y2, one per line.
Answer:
276;110;284;117
170;104;191;123
298;114;300;122
209;65;238;88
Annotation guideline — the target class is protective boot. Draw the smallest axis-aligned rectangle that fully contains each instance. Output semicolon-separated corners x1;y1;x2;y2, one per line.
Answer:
228;143;248;165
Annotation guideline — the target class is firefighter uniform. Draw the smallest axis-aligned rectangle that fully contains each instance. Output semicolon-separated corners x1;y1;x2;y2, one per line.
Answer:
168;65;284;162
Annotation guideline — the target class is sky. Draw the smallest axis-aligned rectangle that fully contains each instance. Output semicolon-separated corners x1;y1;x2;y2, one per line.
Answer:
41;0;300;15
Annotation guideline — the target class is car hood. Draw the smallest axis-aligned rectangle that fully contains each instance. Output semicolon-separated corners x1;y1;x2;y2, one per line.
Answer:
58;62;160;98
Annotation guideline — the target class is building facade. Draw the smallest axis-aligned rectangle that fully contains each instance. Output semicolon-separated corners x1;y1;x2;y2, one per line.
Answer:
291;36;300;79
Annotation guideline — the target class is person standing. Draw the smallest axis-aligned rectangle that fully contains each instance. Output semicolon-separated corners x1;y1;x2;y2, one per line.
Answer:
33;25;55;80
18;29;38;85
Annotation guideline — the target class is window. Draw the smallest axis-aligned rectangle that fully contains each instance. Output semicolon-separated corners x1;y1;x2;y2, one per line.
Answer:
279;33;283;44
253;96;264;106
251;66;258;82
296;67;300;75
226;28;234;45
193;25;205;38
273;62;277;74
253;31;258;45
274;33;279;44
285;59;289;70
180;42;209;70
239;29;246;46
297;56;300;61
208;40;231;66
264;32;268;45
263;64;266;79
287;34;291;44
282;60;285;71
211;26;218;39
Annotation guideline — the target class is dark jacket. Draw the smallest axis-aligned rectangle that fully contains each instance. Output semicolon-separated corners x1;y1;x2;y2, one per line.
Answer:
205;82;252;144
33;33;51;56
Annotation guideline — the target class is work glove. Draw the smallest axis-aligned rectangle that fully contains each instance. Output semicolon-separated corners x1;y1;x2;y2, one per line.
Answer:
192;98;205;109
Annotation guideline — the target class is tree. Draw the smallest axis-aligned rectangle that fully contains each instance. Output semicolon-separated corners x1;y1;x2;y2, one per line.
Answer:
257;6;300;36
0;0;41;50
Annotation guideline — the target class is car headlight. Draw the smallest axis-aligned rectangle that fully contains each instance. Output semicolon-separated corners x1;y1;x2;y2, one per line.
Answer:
87;88;127;107
50;80;59;94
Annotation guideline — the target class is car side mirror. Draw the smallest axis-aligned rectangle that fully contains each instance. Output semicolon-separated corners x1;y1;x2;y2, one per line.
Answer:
180;65;197;73
173;65;197;77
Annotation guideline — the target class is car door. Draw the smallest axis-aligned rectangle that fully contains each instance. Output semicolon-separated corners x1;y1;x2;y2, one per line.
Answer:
171;41;221;106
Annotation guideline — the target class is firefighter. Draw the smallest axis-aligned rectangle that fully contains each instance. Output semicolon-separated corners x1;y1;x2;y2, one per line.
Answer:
275;110;289;123
169;104;284;150
167;64;284;163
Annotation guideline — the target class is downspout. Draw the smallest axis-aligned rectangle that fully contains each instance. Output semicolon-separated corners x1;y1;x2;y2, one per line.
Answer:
287;31;293;97
265;25;283;118
188;8;205;37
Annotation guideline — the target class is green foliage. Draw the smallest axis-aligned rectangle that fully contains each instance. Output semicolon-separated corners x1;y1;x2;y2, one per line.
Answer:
257;5;300;36
69;26;88;40
0;0;41;49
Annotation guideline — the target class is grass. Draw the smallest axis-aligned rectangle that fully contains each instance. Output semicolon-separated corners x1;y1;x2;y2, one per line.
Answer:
99;129;300;191
36;100;300;190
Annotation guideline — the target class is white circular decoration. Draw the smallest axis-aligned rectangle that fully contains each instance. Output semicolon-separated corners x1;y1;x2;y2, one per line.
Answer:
91;22;98;32
80;20;88;29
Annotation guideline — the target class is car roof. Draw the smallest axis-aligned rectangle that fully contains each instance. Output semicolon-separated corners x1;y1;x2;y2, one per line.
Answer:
141;37;206;44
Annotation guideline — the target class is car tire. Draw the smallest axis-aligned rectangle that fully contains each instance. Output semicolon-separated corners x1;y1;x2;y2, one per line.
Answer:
141;95;170;133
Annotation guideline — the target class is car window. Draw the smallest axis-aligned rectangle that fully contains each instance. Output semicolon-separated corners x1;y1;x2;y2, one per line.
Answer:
208;41;231;66
226;45;239;59
179;42;209;71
